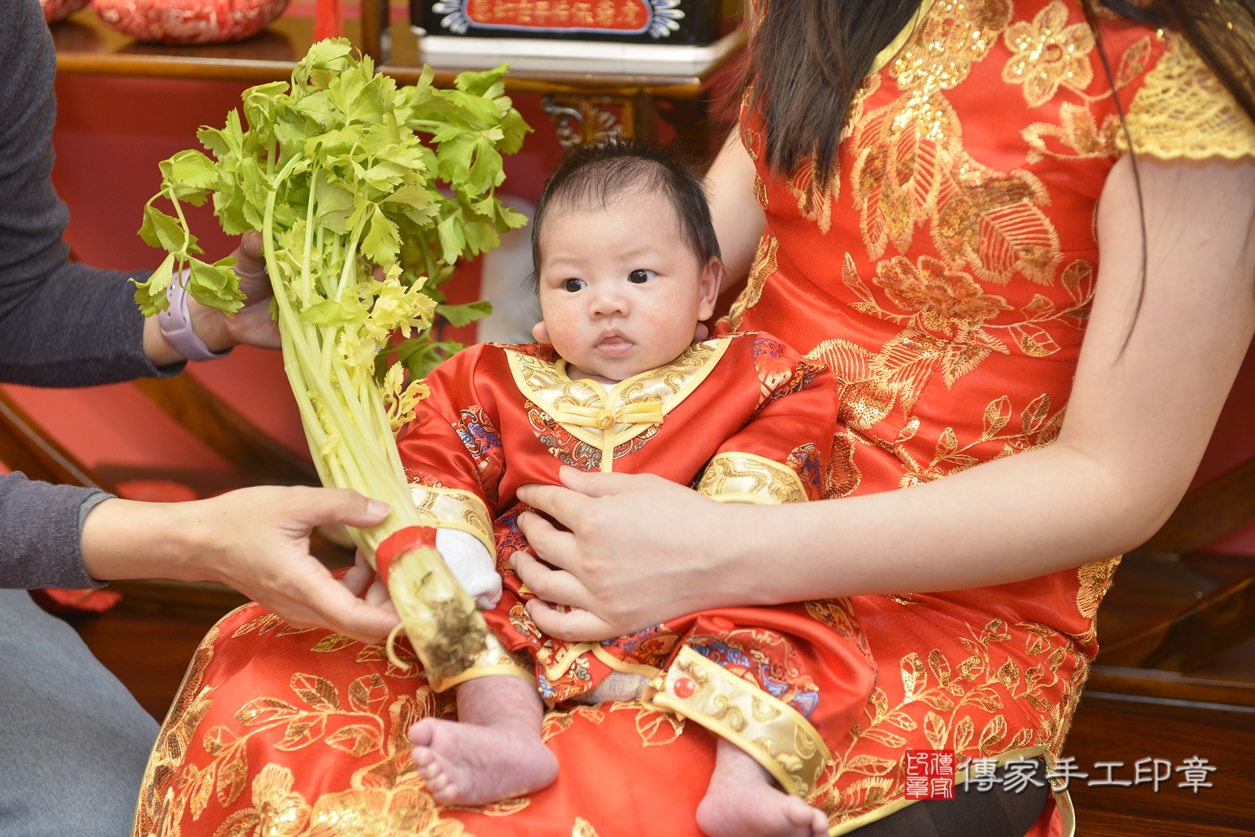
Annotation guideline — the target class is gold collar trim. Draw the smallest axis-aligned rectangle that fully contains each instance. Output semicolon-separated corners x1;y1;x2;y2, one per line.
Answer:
506;339;732;472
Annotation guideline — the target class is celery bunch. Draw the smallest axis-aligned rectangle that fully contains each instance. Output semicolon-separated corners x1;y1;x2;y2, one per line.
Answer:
134;41;529;682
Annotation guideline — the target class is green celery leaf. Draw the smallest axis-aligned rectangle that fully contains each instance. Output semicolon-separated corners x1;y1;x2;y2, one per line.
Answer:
361;205;401;265
453;65;510;98
188;256;245;313
301;296;369;326
436;301;492;327
160;150;219;191
140;205;201;255
436;213;467;264
131;253;178;316
314;174;355;235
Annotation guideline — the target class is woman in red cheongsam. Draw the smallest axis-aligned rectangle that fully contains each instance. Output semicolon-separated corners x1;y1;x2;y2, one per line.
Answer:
136;3;1255;837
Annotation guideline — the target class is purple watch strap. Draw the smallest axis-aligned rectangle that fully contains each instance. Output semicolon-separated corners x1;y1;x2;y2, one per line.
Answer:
156;270;231;362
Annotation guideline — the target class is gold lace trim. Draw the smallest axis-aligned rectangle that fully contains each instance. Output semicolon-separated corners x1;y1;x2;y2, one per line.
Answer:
506;339;731;472
696;451;809;505
408;484;495;559
645;646;831;799
1120;33;1255;160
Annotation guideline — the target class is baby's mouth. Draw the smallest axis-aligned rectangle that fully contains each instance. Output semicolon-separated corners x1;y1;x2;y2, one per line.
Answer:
595;332;634;356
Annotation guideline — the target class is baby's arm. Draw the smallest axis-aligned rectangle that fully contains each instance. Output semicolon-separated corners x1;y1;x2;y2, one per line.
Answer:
395;345;506;609
696;335;837;506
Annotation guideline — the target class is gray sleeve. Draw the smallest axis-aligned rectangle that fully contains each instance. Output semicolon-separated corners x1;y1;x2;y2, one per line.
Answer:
0;0;180;589
0;0;181;387
0;472;110;589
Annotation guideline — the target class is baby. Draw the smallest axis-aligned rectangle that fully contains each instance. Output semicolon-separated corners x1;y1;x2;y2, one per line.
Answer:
396;140;874;837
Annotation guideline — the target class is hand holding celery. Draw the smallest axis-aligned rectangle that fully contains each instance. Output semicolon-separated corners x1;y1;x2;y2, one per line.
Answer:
133;41;529;682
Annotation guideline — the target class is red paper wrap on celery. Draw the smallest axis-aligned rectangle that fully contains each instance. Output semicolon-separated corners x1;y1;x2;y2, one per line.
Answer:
131;41;530;686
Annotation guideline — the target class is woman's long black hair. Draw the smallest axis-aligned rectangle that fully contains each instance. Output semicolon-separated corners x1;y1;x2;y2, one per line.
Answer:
741;0;1255;181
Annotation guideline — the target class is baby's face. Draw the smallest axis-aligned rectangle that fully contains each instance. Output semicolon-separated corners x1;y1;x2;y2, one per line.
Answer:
536;188;719;384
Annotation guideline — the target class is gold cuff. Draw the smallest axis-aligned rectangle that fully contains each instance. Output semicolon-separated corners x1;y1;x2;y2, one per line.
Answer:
697;452;809;505
645;647;830;798
427;632;531;692
408;484;496;559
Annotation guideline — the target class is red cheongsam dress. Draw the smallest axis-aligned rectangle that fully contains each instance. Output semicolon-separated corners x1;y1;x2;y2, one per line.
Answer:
133;3;1255;836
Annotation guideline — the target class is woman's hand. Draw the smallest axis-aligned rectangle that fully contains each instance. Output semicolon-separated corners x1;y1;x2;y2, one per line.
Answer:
194;230;281;352
143;231;280;364
81;485;400;642
513;467;744;641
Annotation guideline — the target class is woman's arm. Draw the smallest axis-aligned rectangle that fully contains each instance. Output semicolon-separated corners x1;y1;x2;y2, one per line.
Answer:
80;485;399;642
706;128;765;299
512;154;1255;641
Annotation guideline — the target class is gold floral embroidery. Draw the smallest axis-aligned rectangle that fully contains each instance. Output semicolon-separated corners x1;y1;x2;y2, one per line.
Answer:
1023;102;1123;162
212;764;311;837
814;255;1089;438
1002;1;1095;108
727;235;777;331
1076;557;1119;620
897;393;1067;487
814;617;1084;828
1073;555;1121;643
136;626;219;837
304;785;468;837
1020;35;1154;163
825;430;862;498
786;158;840;234
850;0;1067;290
1119;32;1255;160
572;817;601;837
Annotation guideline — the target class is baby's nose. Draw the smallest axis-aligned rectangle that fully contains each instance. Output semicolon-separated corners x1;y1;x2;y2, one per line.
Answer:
589;288;629;316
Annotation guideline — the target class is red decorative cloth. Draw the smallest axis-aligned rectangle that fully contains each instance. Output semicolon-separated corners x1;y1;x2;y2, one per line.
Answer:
93;0;289;44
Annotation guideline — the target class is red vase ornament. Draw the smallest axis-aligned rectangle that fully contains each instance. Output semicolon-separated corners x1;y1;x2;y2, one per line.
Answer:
93;0;290;44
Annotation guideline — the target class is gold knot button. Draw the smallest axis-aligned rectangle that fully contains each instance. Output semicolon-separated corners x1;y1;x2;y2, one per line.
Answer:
596;410;617;430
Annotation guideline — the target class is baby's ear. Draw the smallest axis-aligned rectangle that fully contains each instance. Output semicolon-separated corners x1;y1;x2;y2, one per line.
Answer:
697;257;723;320
532;321;551;344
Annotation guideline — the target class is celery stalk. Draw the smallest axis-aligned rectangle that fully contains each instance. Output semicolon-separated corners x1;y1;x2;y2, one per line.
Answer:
133;41;530;683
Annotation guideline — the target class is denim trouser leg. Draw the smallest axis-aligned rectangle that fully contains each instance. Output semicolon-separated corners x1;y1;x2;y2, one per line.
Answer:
0;589;158;837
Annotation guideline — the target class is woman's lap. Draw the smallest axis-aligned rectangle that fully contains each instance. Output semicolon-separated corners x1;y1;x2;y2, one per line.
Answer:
136;599;1072;837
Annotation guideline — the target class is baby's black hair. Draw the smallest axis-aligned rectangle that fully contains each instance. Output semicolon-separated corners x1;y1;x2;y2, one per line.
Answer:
528;138;721;289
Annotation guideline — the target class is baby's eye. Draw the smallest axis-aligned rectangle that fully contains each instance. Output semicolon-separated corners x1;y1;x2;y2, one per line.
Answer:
564;278;586;292
628;269;655;284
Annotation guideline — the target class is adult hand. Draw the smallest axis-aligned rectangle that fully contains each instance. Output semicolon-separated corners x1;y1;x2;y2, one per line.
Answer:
81;485;400;642
143;232;280;365
189;230;281;352
513;467;742;641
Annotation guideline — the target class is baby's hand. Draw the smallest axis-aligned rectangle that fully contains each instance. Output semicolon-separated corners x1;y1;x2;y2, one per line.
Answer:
342;550;396;611
436;529;503;610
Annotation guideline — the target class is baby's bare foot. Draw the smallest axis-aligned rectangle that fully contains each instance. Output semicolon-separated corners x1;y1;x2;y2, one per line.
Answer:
696;740;828;837
409;715;558;805
408;674;557;806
